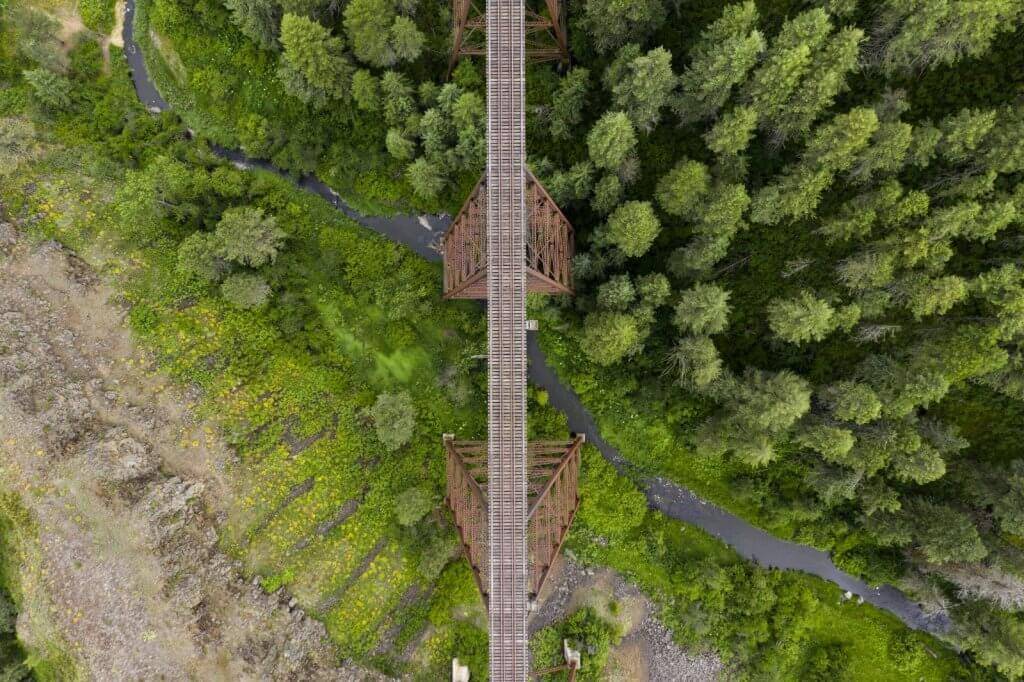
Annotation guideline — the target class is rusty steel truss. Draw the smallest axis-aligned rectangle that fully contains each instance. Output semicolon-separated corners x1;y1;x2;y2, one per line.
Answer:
444;435;583;603
441;171;574;299
449;0;569;76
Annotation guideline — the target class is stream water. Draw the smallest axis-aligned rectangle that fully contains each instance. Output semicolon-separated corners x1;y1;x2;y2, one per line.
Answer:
120;1;952;637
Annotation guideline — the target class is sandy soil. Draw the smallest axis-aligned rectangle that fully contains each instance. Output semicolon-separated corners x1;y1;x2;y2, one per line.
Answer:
0;218;381;681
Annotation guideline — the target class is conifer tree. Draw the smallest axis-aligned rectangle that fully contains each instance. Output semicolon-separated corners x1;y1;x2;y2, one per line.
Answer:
767;291;838;344
674;283;731;335
704;105;758;157
665;336;723;390
673;1;765;123
655;159;710;218
225;0;280;50
550;68;590;141
868;0;1022;75
751;107;878;224
741;9;832;133
765;24;863;144
587;111;637;172
278;14;353;106
215;206;286;267
605;45;676;133
581;0;665;53
599;201;661;258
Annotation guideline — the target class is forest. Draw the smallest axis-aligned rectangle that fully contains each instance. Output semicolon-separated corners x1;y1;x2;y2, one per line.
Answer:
1;0;1024;678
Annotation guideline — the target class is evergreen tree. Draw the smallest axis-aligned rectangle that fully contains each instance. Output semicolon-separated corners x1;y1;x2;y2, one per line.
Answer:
591;174;622;216
899;273;969;319
221;272;272;309
909;499;987;564
938;107;998;163
385;128;416;160
214;206;286;267
365;391;417;451
665;336;723;390
587;111;637;171
581;311;642;366
351;69;379;111
405;157;445;198
380;71;416;127
23;68;71;111
673;1;765;123
390;16;425;63
741;9;832;133
674;283;731;335
769;26;862;143
767;291;838;344
580;0;666;53
604;45;676;133
344;0;423;67
994;461;1024;536
600;201;661;258
655;159;710;218
751;107;879;224
704;105;758;157
278;14;353;106
797;424;856;464
596;275;636;310
821;381;882;424
868;0;1022;75
550;68;590;141
177;232;226;282
224;0;280;50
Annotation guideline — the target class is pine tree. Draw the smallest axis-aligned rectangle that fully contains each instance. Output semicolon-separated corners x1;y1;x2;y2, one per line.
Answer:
674;283;731;335
215;206;286;267
385;128;415;160
741;9;832;133
821;381;882;424
550;68;590;141
909;499;987;564
798;424;856;464
665;336;723;390
599;201;661;258
278;14;353;106
344;0;423;67
591;174;622;216
673;1;765;123
581;311;643;365
596;274;636;310
177;232;226;282
868;0;1022;75
655;159;710;218
379;71;416;127
224;0;280;50
751;107;879;224
587;111;637;171
994;460;1024;536
767;25;863;143
938;107;998;163
221;272;272;309
605;45;676;133
581;0;666;53
23;68;71;111
351;70;379;111
899;273;969;319
365;392;417;451
704;105;758;157
767;291;838;344
405;157;445;198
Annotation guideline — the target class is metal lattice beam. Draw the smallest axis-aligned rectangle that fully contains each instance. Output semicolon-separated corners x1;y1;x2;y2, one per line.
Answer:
442;172;574;300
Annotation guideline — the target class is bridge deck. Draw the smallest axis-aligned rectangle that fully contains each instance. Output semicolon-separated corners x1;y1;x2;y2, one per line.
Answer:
486;0;528;675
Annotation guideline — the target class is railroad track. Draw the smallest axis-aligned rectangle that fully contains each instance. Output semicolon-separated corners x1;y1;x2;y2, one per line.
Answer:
486;0;529;676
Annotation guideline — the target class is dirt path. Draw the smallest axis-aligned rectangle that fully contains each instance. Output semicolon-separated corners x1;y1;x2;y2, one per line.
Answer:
0;220;379;681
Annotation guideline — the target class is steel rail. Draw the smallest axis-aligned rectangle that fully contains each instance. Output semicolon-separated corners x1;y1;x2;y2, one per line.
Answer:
486;0;528;674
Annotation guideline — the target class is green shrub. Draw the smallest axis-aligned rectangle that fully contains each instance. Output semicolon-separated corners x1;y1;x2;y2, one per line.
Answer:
79;0;115;33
